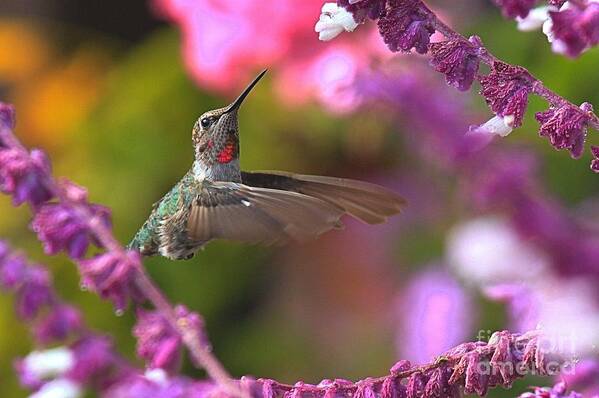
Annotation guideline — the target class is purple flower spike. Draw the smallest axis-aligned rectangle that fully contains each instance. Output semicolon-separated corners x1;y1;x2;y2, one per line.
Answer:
338;0;387;23
494;0;535;18
32;202;111;259
262;379;276;398
390;359;411;374
355;380;377;398
397;269;473;365
15;266;53;320
377;1;435;54
382;376;406;398
479;62;533;128
105;371;211;398
134;307;183;372
549;0;566;7
561;359;599;391
0;103;16;148
580;3;599;45
0;240;7;259
591;146;599;173
424;367;450;398
68;336;115;384
488;331;512;386
549;3;599;58
535;103;591;158
34;304;83;344
241;376;264;398
407;372;426;398
133;305;209;372
79;250;140;312
0;102;15;128
519;382;583;398
429;38;480;91
0;253;28;289
464;352;488;396
0;148;53;207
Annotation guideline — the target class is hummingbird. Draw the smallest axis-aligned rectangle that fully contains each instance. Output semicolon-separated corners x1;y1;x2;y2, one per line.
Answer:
128;70;406;260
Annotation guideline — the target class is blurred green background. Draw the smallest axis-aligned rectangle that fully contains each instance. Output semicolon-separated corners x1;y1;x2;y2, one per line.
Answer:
0;0;598;397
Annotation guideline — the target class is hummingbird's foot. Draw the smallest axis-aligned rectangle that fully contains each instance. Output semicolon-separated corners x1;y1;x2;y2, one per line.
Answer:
183;253;195;260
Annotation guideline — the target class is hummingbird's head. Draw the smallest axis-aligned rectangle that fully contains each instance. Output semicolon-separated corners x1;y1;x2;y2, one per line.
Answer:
192;69;267;165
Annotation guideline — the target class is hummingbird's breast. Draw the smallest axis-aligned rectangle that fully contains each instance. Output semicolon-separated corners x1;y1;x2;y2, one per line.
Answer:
193;159;242;183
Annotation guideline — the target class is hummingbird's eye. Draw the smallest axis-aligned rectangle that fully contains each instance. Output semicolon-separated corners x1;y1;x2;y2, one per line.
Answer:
200;117;212;128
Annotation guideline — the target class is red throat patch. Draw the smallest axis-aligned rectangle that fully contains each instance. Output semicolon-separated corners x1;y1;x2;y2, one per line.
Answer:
216;138;237;164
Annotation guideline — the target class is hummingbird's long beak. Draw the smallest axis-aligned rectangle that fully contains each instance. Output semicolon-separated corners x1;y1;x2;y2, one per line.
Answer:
224;69;267;113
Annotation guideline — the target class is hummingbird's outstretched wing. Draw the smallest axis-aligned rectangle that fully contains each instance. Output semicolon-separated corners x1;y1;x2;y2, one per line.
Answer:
240;171;406;224
186;181;345;245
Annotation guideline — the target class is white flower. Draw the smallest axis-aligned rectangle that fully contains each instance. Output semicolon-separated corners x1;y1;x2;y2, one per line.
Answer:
23;347;74;381
468;114;515;138
542;17;555;42
447;217;548;286
29;379;82;398
145;368;168;385
535;279;599;355
315;3;359;41
448;217;599;356
517;6;554;31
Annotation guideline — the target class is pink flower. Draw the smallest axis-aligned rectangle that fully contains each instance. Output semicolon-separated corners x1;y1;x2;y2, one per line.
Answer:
276;42;366;113
396;268;473;364
153;0;388;112
561;359;599;397
153;0;324;92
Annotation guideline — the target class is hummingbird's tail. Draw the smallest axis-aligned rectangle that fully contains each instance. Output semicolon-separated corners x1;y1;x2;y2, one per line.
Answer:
241;171;406;225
